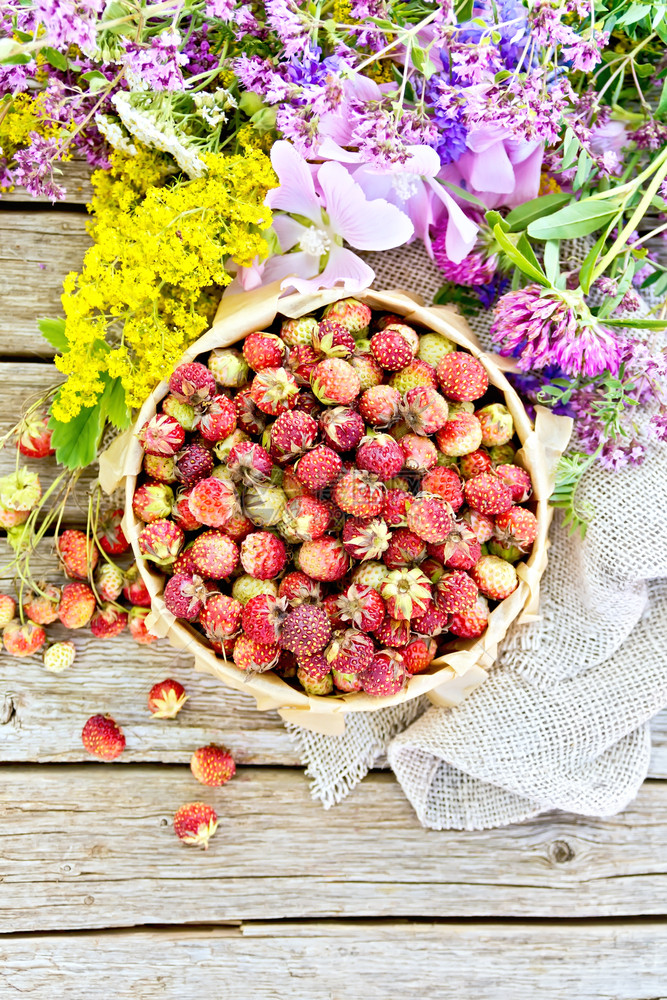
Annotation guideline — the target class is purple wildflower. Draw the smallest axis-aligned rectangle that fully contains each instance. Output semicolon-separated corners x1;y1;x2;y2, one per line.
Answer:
433;237;497;285
631;121;667;151
20;0;104;54
206;0;236;17
264;0;311;59
12;134;66;201
122;29;189;91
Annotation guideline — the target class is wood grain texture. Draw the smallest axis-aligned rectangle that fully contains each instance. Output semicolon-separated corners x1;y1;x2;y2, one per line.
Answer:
4;159;94;205
2;765;667;930
2;921;667;999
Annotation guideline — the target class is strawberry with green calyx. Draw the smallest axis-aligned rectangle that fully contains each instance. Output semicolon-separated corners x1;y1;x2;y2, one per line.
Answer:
97;507;130;555
475;403;514;447
138;519;185;566
168;362;216;406
311;358;361;406
16;408;54;458
494;506;538;549
191;745;236;787
173;802;218;849
148;679;189;718
132;481;174;523
208;347;250;387
488;539;523;562
122;563;152;606
380;567;432;621
250;367;299;416
82;714;125;760
312;319;356;358
341;517;392;561
139;413;185;456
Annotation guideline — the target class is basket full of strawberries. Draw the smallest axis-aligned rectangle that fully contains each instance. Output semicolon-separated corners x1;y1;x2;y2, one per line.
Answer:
112;286;568;734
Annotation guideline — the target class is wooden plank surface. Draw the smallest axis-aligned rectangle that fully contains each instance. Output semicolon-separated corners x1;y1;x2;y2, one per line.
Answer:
4;159;94;205
2;765;667;931
2;921;667;999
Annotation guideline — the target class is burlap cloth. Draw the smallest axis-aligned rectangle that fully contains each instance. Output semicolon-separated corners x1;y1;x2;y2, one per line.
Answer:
287;242;667;829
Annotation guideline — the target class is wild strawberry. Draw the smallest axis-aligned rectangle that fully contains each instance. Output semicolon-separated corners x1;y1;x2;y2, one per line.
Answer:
168;362;216;406
389;358;438;393
138;519;184;566
494;506;538;549
128;606;159;644
57;528;98;579
436;352;488;402
281;604;332;658
407;495;452;544
414;555;444;583
294;390;322;417
295;445;342;491
333;583;385;632
411;601;449;636
401;386;449;436
319;406;365;453
326;629;375;691
191;745;236;787
243;331;286;370
459;449;493;479
360;649;407;696
0;469;41;514
82;714;125;761
96;507;130;555
356;434;404;481
278;571;322;605
162;394;198;432
323;297;372;335
43;640;76;673
449;593;489;637
143;452;177;483
133;481;174;523
311;358;361;406
3;620;46;657
359;384;401;426
488;539;522;562
240;531;287;579
250;367;299;416
417;332;455;367
429;520;481;571
177;442;214;487
372;616;412;647
382;488;412;527
271;410;319;461
207;347;250;387
233;634;280;672
198;394;237;442
489;443;516;464
402;636;437;675
436;412;483;457
464;472;513;516
281;315;319;347
331;468;382;519
164;573;210;621
463;508;496;544
298;535;349;581
231;574;278;605
123;563;152;606
297;655;334;696
349;352;384;391
188;477;238;528
0;593;16;627
280;495;331;543
22;584;60;625
421;466;464;510
244;484;287;527
350;559;389;591
235;385;267;436
173;802;218;849
495;464;532;503
148;678;189;718
0;505;28;528
370;329;414;371
381;566;432;620
213;429;250;464
313;319;356;358
91;603;128;638
383;528;426;569
240;594;288;645
139;414;185;456
476;403;514;446
341;517;392;561
17;409;54;458
472;554;518;600
288;343;321;384
191;530;239;579
199;593;243;642
400;433;438;473
171;489;202;532
435;570;478;613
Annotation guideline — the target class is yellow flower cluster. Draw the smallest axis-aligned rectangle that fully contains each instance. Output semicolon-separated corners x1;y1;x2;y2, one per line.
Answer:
52;146;276;421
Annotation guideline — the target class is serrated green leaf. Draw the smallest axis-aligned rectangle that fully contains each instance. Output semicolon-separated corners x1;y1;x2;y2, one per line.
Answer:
48;398;104;471
505;192;572;232
527;199;620;240
38;317;68;352
100;375;131;430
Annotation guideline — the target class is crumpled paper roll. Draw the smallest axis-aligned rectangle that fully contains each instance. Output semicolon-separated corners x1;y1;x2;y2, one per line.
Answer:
99;283;572;734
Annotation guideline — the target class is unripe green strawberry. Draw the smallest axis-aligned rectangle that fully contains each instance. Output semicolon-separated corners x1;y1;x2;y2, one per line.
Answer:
489;443;516;465
488;539;522;562
213;428;250;463
161;394;198;432
43;641;76;673
472;554;518;600
143;452;177;483
297;654;334;696
244;483;287;530
349;352;384;391
388;358;438;393
231;574;278;605
281;315;319;346
207;347;250;387
0;468;41;511
0;593;16;627
350;559;389;591
475;403;514;446
417;332;455;367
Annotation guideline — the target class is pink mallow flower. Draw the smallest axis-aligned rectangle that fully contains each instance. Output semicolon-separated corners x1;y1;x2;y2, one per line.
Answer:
440;126;543;211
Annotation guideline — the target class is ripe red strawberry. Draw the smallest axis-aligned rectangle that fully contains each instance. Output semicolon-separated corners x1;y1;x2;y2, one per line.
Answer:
148;678;189;718
333;468;384;518
222;512;254;542
233;635;280;672
199;593;242;641
400;433;438;472
429;520;481;571
475;403;514;446
138;519;184;566
436;352;488;402
191;745;236;786
275;649;298;678
341;517;392;561
411;600;449;636
407;495;452;543
370;329;414;371
133;481;174;523
298;535;349;581
401;386;449;436
435;570;478;613
226;441;273;485
0;593;16;627
17;409;54;458
281;315;319;347
240;531;287;579
459;449;493;479
139;413;185;456
198;394;237;442
436;412;483;457
123;563;152;606
464;472;513;516
382;528;426;569
372;616;411;647
172;488;202;532
323;297;372;334
336;583;386;632
57;528;98;579
381;567;432;620
356;434;404;481
58;582;96;629
295;445;342;491
143;452;177;483
168;362;216;405
281;604;332;659
297;654;334;695
389;358;438;393
164;572;209;621
359;384;401;426
449;593;490;637
90;603;128;638
82;714;125;760
319;406;365;453
290;344;322;383
241;593;289;644
173;802;218;849
311;358;361;406
494;506;538;549
278;571;322;605
313;319;356;358
421;466;464;510
271;410;319;460
280;495;331;543
3;620;46;657
188;477;238;528
191;530;239;579
495;464;532;503
350;352;384;391
360;649;407;696
23;584;60;625
472;555;518;600
382;488;412;527
243;331;286;371
177;442;214;486
97;507;130;555
250;367;299;416
326;629;375;691
235;385;267;436
128;606;159;644
401;636;437;675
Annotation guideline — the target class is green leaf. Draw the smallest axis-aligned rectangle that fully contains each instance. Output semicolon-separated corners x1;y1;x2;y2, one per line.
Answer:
655;17;667;44
100;375;131;430
527;199;620;240
573;151;593;192
48;398;104;471
38;317;68;352
505;192;572;232
543;240;561;284
657;77;667;117
42;46;67;71
486;209;509;232
579;231;607;294
561;128;580;170
81;69;110;94
436;178;487;209
517;232;545;274
493;225;551;287
616;1;650;25
604;317;667;329
455;0;474;20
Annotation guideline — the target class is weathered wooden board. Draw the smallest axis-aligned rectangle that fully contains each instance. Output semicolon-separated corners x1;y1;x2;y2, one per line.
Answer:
2;766;667;930
4;159;94;205
2;921;667;999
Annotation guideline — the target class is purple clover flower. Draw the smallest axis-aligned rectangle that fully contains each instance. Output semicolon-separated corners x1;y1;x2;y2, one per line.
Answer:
433;237;497;286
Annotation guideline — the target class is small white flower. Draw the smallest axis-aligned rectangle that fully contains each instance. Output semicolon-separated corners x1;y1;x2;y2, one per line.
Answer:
95;114;138;156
